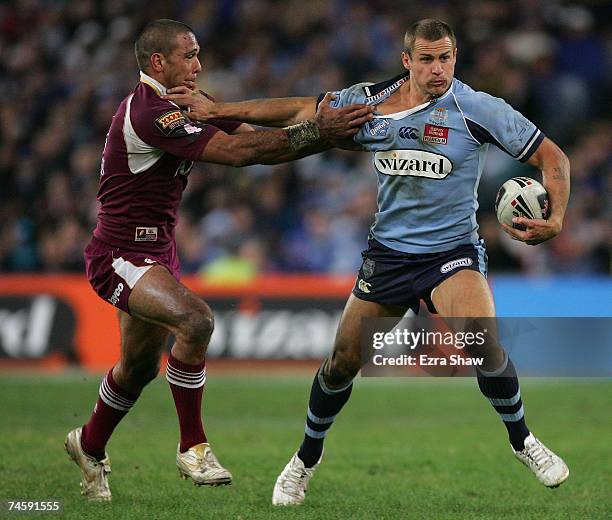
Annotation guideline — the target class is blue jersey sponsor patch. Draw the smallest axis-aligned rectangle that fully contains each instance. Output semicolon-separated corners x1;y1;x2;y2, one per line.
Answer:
367;118;391;136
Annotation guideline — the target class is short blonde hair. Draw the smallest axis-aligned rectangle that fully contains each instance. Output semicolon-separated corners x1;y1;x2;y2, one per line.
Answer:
404;19;456;57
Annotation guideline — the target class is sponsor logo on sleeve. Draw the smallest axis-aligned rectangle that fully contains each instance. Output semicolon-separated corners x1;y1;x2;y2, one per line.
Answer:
155;110;186;134
423;124;449;145
183;122;203;134
367;118;390;136
374;150;453;179
135;227;158;242
440;257;473;273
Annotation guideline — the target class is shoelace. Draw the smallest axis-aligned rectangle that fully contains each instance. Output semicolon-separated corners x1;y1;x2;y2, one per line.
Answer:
82;460;110;492
85;457;110;474
203;452;222;470
283;466;310;496
525;441;554;471
188;448;223;472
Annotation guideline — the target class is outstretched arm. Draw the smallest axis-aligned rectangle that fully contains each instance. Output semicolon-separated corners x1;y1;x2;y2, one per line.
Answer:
199;93;371;166
501;137;570;245
163;87;317;126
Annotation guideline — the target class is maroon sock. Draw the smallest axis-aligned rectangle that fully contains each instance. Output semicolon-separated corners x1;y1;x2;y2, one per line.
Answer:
81;368;139;460
166;354;207;452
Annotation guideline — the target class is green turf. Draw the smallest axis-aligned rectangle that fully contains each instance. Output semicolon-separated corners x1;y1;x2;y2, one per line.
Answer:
0;374;610;519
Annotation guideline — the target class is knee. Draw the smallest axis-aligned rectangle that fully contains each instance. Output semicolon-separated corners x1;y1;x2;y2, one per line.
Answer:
177;301;215;349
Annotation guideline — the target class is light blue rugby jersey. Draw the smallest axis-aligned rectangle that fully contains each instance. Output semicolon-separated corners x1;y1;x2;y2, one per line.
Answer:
326;73;544;253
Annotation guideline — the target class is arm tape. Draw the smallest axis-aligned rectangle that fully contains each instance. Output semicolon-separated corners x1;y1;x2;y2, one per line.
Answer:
285;120;321;151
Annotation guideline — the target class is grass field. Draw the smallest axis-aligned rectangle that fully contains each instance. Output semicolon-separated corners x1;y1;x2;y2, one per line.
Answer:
0;373;610;519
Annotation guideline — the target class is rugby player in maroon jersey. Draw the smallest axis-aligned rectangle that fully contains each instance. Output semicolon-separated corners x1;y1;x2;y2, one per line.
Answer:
64;19;374;501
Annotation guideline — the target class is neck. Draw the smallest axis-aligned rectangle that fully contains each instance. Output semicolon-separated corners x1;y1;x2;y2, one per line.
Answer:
139;71;168;96
402;77;451;108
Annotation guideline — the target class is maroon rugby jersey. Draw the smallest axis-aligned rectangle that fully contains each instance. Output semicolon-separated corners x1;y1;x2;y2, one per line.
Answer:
94;72;241;252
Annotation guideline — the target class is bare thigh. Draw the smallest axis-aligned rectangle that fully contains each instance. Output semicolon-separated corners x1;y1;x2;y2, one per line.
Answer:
324;293;407;388
431;269;503;370
431;269;495;318
127;265;212;337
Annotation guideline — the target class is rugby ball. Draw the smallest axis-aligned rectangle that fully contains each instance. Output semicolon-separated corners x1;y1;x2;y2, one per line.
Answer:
495;177;549;230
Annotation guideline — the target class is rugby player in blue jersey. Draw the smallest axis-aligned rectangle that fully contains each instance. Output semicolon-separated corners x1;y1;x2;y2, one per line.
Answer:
165;19;571;505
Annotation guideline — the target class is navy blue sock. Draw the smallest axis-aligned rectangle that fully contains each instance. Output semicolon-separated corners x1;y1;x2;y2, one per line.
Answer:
477;352;530;451
297;367;353;468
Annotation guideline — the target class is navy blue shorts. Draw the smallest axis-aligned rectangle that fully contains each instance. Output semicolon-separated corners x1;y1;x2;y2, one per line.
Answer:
352;238;488;314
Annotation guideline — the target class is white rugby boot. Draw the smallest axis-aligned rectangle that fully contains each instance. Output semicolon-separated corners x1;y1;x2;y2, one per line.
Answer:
64;427;112;501
513;433;569;488
272;452;321;506
176;443;232;485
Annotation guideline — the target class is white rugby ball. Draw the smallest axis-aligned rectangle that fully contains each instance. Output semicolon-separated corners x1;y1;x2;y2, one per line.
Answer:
495;177;549;230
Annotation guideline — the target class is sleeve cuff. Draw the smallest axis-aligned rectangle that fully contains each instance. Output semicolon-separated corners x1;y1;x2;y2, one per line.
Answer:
517;129;545;162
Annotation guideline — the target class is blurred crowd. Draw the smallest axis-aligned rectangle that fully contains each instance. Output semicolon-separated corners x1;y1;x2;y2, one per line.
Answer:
0;0;610;278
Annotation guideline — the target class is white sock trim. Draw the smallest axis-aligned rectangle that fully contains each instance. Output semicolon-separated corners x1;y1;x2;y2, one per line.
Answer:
317;370;353;395
476;350;509;377
166;363;206;389
99;377;135;412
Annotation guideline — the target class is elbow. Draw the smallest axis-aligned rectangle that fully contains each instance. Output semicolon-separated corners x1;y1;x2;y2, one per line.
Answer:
551;140;571;175
561;150;571;174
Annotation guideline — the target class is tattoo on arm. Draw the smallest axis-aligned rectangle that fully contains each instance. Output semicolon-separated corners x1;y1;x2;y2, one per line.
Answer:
551;166;568;181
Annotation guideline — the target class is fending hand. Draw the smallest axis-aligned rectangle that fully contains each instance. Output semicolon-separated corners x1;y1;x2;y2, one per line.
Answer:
315;92;374;145
162;87;216;120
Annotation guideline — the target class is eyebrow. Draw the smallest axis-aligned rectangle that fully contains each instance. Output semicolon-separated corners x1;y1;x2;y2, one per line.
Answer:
418;51;452;58
184;48;199;56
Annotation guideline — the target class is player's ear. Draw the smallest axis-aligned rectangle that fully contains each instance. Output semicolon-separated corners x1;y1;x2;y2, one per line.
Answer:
401;51;411;70
150;53;165;73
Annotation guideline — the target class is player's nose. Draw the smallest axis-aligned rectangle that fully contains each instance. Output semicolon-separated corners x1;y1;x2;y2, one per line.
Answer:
194;57;202;74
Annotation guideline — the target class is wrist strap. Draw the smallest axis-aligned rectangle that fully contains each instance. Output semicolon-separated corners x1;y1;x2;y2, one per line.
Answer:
285;120;321;151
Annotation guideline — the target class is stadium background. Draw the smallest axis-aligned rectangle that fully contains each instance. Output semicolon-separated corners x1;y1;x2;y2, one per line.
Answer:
0;1;611;518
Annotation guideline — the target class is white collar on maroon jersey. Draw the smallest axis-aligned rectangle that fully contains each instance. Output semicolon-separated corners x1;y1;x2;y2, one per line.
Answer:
139;71;168;96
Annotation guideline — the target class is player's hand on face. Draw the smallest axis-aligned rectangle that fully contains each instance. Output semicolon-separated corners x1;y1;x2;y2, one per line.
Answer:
501;216;562;245
315;92;374;144
162;87;216;120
